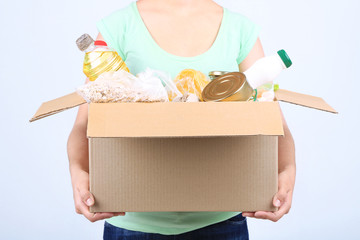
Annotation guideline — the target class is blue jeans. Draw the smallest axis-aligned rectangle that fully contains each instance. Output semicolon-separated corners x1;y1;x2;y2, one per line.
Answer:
103;213;248;240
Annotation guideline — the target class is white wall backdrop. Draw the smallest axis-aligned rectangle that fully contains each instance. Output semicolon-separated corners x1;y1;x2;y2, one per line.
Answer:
0;0;359;239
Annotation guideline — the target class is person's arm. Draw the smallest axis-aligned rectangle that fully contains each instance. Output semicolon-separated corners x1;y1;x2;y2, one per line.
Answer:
242;111;296;221
239;38;296;222
238;38;265;72
67;33;125;222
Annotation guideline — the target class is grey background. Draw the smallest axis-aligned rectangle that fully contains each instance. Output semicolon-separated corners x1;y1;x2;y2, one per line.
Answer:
0;0;359;239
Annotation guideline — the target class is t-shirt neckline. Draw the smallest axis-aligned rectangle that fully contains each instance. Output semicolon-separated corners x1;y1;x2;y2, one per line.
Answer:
132;1;227;62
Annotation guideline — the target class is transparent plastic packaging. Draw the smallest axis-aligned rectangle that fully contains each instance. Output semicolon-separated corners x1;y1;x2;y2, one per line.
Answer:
255;83;275;102
139;69;183;101
76;70;169;103
172;92;199;102
174;69;210;101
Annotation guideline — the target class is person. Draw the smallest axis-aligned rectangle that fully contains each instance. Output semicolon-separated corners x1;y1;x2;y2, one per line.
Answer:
67;0;296;239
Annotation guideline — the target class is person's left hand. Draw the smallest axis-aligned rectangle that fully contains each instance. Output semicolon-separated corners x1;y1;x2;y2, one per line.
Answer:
242;170;294;222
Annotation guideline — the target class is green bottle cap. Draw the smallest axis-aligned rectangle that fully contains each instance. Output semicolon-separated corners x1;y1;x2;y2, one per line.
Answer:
277;49;292;68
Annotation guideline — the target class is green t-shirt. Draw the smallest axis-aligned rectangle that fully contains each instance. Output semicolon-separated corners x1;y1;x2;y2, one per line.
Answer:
96;1;260;235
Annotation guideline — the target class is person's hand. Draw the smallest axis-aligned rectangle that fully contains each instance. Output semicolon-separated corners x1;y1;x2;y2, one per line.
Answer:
242;170;294;222
71;168;125;222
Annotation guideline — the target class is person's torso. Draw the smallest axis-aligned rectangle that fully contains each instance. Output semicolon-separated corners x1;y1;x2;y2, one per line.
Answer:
135;0;224;58
97;2;247;79
96;1;260;235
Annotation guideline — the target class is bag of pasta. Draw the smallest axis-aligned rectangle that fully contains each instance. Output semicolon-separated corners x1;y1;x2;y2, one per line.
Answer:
174;69;210;101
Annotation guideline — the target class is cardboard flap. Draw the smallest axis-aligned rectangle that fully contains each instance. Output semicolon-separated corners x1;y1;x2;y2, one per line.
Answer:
87;102;284;137
275;89;337;113
30;92;86;122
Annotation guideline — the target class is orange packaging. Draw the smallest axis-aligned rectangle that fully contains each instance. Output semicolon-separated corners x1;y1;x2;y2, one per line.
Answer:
174;69;210;101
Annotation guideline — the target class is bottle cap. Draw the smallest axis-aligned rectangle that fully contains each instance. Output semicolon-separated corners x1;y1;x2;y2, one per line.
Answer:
76;34;94;51
94;40;107;46
277;49;292;68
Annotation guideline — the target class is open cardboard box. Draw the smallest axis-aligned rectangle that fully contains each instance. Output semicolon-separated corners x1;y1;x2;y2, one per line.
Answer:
30;89;336;212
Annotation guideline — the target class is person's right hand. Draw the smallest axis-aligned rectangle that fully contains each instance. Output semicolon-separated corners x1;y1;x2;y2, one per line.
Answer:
71;168;125;222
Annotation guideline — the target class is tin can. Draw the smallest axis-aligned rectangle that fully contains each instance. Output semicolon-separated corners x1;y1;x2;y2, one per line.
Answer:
202;72;254;102
208;71;229;81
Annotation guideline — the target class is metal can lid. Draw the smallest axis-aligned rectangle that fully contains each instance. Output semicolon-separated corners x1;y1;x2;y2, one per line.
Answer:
202;72;246;102
208;71;229;80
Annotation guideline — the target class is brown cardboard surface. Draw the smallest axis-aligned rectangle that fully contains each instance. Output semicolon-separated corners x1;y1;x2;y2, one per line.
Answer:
29;88;337;123
30;92;86;122
29;85;336;213
89;136;278;212
275;89;337;113
87;102;284;137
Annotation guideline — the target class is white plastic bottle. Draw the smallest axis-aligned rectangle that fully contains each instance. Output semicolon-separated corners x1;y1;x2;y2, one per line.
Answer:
244;49;292;89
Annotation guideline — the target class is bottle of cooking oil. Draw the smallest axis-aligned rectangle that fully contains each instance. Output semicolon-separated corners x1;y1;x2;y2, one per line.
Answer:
76;34;130;81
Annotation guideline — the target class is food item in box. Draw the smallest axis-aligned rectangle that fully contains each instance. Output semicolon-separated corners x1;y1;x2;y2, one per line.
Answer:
257;90;275;102
142;68;183;101
203;72;277;102
76;34;130;81
255;83;275;102
208;71;229;80
203;50;292;102
174;69;210;101
172;92;199;102
76;70;168;103
202;72;254;102
243;49;292;89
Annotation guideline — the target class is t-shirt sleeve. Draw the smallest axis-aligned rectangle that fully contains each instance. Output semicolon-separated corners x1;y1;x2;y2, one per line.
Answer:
96;9;127;60
235;14;261;64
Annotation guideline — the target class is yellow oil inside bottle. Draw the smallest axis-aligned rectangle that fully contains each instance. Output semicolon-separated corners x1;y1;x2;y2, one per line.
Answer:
83;51;129;81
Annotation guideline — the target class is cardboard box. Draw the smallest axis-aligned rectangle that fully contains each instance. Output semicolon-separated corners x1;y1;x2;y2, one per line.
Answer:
30;89;336;212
